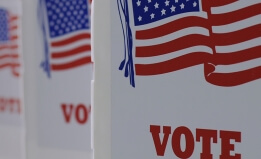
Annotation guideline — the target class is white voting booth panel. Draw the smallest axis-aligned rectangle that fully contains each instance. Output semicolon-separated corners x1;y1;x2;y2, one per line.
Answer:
93;0;261;159
23;0;92;159
0;1;25;159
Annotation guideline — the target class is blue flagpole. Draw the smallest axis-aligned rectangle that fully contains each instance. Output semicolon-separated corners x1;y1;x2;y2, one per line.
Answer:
117;0;135;87
38;0;51;78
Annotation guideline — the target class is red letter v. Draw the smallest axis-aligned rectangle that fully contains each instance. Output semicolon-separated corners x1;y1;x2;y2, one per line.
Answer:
61;104;74;123
150;125;171;156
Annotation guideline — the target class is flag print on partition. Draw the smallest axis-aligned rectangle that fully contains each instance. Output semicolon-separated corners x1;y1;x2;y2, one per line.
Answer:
0;8;20;77
118;0;261;87
39;0;91;78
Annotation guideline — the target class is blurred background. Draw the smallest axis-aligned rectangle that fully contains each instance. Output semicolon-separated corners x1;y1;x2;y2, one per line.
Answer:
0;0;93;159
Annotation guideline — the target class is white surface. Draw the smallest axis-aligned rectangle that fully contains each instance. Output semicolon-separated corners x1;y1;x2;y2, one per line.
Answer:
93;0;261;158
23;0;92;158
0;126;25;159
92;0;111;159
0;1;25;159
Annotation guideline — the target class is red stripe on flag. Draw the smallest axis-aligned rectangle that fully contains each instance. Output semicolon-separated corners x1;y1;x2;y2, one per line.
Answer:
206;66;261;87
211;46;261;65
10;45;18;49
201;0;237;12
51;33;91;47
211;3;261;26
9;25;18;31
51;45;91;59
0;54;19;60
51;56;92;71
10;35;18;41
213;24;261;46
136;52;211;75
0;63;20;69
0;45;18;51
210;0;238;7
9;16;18;23
136;35;210;57
12;69;20;77
0;45;9;51
136;16;208;40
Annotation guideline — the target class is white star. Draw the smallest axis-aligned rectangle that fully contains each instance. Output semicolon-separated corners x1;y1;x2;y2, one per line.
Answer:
193;2;197;7
144;6;149;12
54;25;59;30
137;0;141;6
77;24;82;28
161;9;166;15
175;0;178;3
73;11;78;15
150;13;155;19
67;11;71;16
170;5;176;12
52;15;57;20
154;2;159;9
165;0;170;6
50;21;54;26
46;2;51;7
138;16;142;21
48;11;52;16
59;13;64;18
72;25;76;30
148;0;152;3
180;3;185;9
56;8;61;13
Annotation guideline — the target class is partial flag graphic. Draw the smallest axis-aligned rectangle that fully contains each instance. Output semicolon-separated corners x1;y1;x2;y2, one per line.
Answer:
0;8;20;77
39;0;92;78
118;0;261;87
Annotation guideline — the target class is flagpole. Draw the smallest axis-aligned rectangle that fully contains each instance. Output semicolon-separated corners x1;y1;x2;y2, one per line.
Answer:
38;0;51;78
117;0;135;87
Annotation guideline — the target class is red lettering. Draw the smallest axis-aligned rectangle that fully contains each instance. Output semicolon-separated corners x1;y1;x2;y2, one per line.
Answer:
220;130;241;159
9;98;15;113
61;104;74;123
196;129;218;159
17;99;21;114
75;104;89;124
0;97;20;114
150;125;171;156
150;125;242;159
172;126;195;158
0;98;6;112
61;103;91;124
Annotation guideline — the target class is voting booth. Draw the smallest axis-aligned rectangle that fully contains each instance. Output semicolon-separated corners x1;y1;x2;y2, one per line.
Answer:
0;0;25;159
23;0;92;158
92;0;261;158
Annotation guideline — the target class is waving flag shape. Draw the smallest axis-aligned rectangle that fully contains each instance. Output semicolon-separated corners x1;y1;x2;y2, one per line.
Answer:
0;8;20;77
118;0;261;87
39;0;92;77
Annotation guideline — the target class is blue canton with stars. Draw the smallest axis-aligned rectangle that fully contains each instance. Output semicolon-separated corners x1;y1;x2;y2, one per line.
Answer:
45;0;89;38
132;0;200;26
0;9;9;42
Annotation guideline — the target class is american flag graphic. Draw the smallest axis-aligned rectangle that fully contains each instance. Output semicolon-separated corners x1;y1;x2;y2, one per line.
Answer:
39;0;91;77
118;0;261;87
0;8;20;77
